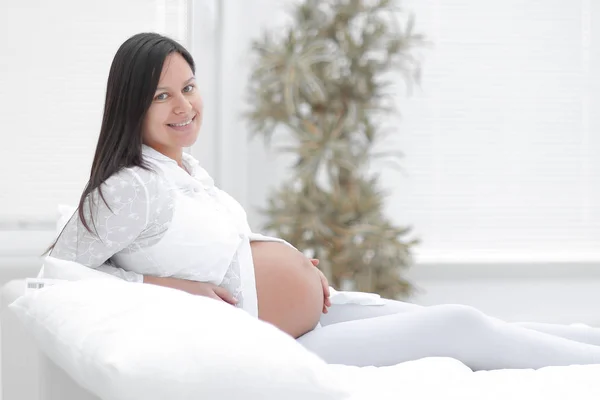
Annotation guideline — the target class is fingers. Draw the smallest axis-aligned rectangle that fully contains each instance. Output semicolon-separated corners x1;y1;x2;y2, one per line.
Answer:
323;282;331;299
213;286;239;306
207;291;223;301
308;261;331;314
323;297;331;313
318;271;331;298
319;275;331;313
323;289;331;308
315;270;331;313
323;297;330;313
310;259;331;297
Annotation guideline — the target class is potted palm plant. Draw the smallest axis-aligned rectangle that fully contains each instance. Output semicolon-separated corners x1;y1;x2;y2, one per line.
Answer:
245;0;426;299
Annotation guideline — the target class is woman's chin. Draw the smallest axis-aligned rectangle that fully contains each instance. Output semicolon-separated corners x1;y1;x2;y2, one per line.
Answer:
181;134;199;148
168;130;199;148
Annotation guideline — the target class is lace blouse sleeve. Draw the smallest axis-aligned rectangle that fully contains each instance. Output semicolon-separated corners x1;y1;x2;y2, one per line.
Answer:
95;261;145;282
50;168;154;277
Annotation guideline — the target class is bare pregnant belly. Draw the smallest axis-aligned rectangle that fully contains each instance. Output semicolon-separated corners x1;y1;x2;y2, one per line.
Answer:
251;241;324;338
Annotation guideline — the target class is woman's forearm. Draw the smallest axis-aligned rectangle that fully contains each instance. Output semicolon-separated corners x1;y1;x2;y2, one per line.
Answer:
142;275;162;285
141;275;236;304
142;275;190;291
94;263;144;283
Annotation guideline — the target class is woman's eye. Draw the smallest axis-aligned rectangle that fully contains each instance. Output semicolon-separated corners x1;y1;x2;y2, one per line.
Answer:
183;84;195;93
155;92;168;101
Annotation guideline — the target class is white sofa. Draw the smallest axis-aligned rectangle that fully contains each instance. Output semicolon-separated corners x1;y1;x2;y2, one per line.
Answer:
8;277;600;400
1;279;99;400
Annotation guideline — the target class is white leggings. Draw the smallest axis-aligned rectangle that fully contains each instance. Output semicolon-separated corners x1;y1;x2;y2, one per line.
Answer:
296;300;600;371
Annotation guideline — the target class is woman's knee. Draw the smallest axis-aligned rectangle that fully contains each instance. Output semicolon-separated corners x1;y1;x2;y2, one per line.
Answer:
425;304;491;332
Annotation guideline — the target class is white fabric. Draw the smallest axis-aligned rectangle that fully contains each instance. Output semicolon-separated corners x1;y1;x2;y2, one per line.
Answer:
42;250;379;312
8;279;600;400
56;204;76;234
8;279;350;400
41;256;120;282
48;147;387;313
36;204;79;278
50;145;263;316
327;288;385;306
330;357;600;400
303;300;600;371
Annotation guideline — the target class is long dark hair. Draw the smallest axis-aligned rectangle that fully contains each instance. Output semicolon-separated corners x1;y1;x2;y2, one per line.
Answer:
47;32;195;253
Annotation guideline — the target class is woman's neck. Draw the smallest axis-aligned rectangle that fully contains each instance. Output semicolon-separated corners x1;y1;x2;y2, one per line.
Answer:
146;143;183;164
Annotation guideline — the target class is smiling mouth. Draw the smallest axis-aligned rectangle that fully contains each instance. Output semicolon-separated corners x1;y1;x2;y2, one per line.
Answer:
167;115;196;127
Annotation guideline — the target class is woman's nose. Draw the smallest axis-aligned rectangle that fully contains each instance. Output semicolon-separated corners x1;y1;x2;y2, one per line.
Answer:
173;94;193;114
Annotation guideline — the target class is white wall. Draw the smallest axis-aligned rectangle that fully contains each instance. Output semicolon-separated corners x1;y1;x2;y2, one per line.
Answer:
389;0;600;263
186;0;600;324
0;0;191;287
188;0;296;218
192;0;600;262
0;0;599;325
0;0;189;224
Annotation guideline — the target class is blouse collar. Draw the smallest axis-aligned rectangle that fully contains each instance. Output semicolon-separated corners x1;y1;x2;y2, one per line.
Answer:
141;144;215;188
141;144;177;164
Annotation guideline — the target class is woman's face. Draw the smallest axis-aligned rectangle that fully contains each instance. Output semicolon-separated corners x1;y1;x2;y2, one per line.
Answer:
142;53;203;160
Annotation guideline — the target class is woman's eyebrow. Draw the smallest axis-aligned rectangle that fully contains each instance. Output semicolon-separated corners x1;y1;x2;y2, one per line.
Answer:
156;76;196;91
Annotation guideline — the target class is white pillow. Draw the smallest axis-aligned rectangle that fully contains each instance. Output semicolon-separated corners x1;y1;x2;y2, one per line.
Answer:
37;204;78;278
9;280;350;400
42;256;119;281
56;203;77;234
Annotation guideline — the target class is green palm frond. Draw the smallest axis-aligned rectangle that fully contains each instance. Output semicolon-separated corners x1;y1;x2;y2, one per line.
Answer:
246;0;425;299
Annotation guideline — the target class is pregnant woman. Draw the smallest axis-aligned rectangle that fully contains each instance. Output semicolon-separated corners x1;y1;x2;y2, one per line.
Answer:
49;33;600;371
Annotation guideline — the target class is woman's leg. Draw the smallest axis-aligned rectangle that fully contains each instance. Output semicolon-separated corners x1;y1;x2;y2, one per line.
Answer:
320;299;422;326
322;299;600;346
511;322;600;346
302;304;600;370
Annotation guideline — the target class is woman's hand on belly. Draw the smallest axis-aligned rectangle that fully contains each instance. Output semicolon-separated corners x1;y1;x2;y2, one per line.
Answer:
309;258;332;314
143;276;238;305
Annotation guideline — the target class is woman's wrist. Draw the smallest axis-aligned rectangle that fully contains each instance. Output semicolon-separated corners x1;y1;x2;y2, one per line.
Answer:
143;275;171;286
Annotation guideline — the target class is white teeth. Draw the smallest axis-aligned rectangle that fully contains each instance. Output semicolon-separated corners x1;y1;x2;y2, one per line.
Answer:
169;119;192;127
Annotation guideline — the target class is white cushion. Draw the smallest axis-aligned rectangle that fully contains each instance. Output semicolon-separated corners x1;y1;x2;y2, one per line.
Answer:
8;279;349;400
37;204;78;278
56;204;76;235
42;256;119;281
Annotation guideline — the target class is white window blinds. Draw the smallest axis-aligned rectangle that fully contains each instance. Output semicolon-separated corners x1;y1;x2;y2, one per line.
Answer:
185;0;599;263
0;0;189;226
388;0;600;262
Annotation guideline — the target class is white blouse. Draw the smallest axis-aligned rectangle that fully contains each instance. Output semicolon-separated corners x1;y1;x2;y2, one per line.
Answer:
50;145;288;317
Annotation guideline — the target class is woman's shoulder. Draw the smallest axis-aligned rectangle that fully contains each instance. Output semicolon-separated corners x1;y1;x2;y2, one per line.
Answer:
100;165;168;195
85;165;173;221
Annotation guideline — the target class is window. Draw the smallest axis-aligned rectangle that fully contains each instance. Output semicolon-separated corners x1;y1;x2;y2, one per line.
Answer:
189;0;600;263
0;0;189;226
388;0;600;262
